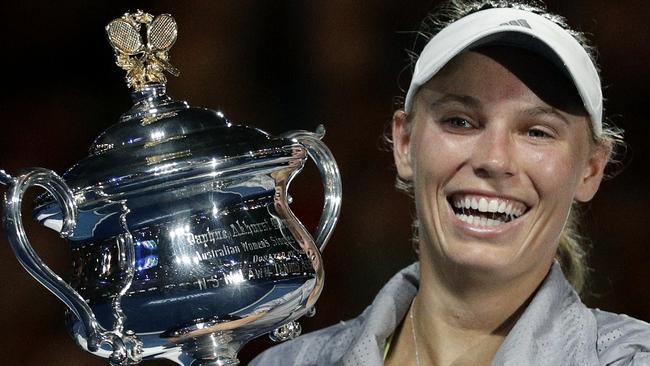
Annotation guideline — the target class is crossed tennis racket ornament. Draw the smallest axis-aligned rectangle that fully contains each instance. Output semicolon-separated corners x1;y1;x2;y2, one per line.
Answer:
106;10;180;89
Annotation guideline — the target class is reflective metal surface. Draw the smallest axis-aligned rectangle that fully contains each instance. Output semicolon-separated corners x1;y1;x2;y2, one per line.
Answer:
0;11;341;366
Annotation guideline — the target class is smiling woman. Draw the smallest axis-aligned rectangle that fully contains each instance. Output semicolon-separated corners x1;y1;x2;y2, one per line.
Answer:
251;1;650;365
395;45;607;291
394;45;605;288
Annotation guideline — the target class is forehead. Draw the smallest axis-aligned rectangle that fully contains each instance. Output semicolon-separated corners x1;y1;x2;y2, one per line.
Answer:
420;46;588;118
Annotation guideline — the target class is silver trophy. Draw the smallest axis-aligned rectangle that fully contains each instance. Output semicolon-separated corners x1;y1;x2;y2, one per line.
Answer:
0;11;341;366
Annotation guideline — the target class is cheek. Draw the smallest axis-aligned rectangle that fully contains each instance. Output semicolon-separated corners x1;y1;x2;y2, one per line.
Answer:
413;129;471;185
525;146;583;202
410;128;461;223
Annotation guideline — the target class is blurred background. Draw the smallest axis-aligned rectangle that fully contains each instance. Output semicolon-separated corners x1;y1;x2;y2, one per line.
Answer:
0;1;648;365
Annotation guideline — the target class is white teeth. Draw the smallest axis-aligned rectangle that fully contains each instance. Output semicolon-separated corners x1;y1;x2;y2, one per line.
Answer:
488;199;499;212
455;214;506;227
478;198;488;212
450;194;527;225
452;195;525;227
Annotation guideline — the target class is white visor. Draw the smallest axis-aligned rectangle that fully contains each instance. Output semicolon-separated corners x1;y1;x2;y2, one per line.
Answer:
404;8;602;136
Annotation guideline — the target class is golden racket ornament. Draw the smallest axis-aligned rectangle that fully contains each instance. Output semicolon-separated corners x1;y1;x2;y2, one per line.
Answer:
106;10;179;89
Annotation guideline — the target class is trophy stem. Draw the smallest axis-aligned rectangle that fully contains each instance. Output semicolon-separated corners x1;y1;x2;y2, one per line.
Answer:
180;333;242;366
191;360;239;366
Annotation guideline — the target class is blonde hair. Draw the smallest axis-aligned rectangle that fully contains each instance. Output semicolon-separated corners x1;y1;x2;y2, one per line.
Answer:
391;0;625;293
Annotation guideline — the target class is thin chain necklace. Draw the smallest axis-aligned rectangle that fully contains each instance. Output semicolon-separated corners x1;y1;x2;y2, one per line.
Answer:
410;298;422;366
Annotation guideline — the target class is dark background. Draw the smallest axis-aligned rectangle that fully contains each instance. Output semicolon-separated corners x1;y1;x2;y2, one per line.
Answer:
0;1;648;365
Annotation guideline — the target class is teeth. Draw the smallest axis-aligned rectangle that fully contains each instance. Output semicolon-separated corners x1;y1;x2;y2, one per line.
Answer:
452;195;524;214
488;199;499;212
450;193;528;226
478;198;488;212
455;214;506;227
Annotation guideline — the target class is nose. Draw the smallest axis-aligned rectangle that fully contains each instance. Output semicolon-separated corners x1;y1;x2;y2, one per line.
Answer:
471;128;516;179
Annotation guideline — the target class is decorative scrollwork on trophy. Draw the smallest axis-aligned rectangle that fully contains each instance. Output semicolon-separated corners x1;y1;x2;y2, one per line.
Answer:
106;10;180;89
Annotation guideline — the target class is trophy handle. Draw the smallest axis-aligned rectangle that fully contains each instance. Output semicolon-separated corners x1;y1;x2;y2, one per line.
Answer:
0;168;135;364
281;125;342;251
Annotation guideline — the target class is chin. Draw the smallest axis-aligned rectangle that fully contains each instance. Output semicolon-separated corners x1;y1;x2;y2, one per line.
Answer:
443;242;518;273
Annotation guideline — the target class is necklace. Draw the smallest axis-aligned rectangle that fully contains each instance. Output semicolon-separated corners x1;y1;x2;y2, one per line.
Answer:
410;298;422;366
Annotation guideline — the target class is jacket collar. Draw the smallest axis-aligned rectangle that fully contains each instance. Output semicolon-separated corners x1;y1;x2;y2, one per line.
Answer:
339;262;599;365
492;263;599;365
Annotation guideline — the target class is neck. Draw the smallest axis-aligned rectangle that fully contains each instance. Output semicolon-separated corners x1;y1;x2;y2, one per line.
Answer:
409;251;552;366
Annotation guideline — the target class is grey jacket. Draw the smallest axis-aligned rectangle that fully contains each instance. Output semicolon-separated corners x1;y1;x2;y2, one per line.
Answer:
251;263;650;365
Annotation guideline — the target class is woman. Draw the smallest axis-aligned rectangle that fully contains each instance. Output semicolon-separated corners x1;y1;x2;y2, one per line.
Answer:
252;1;650;365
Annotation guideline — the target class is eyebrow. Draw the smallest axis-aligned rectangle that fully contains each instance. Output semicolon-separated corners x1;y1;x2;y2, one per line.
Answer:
522;106;570;125
427;93;573;126
429;94;481;109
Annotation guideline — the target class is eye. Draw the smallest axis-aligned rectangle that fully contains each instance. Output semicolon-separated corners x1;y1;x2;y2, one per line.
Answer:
527;127;553;139
443;117;474;129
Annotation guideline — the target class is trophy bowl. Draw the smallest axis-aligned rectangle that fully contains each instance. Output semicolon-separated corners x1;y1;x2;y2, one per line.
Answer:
0;11;341;366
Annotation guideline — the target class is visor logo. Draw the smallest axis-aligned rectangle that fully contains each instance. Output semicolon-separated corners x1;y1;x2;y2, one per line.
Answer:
500;19;532;29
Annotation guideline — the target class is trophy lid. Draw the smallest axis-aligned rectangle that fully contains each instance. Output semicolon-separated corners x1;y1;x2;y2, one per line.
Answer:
36;11;301;212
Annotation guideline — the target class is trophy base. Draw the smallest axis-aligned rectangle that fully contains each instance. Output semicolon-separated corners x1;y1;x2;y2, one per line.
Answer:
179;332;242;366
190;359;239;366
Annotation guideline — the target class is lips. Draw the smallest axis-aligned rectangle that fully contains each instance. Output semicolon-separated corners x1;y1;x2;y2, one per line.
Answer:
448;193;529;227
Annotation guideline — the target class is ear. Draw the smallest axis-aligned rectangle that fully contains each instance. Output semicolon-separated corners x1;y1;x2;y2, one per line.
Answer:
392;110;414;181
575;141;612;202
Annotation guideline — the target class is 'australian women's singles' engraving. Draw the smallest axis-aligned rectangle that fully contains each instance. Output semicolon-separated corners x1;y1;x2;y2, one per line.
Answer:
194;237;292;260
195;244;242;260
